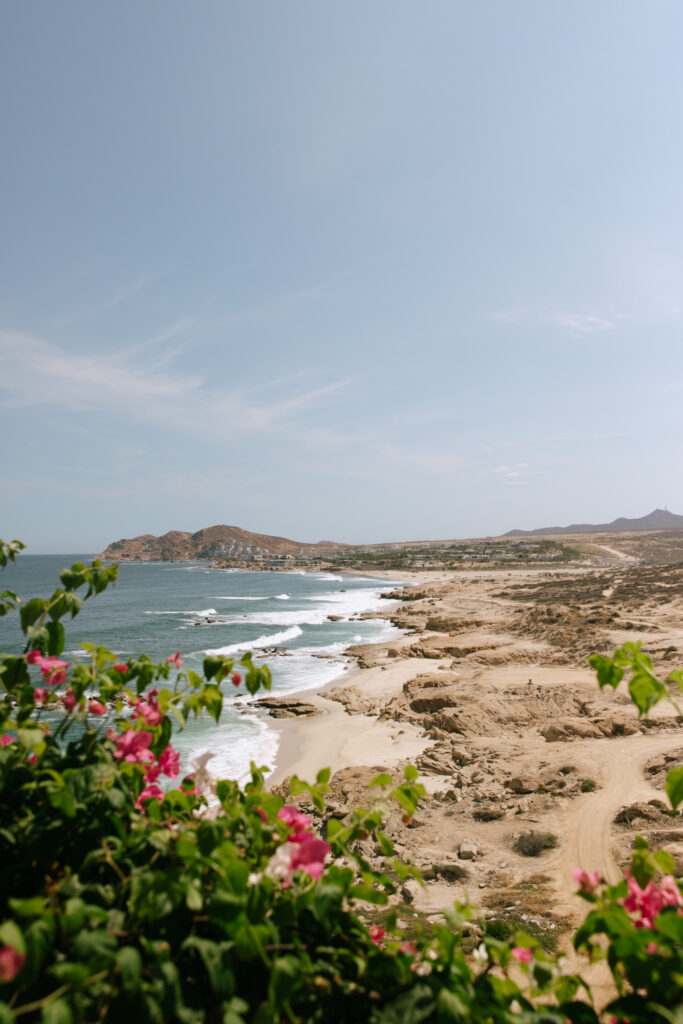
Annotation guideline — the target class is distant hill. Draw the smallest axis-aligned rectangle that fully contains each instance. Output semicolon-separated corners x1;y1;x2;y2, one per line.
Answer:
100;525;346;562
505;508;683;537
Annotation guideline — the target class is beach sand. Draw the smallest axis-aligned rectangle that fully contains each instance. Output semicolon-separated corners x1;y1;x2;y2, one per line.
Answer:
260;561;683;1004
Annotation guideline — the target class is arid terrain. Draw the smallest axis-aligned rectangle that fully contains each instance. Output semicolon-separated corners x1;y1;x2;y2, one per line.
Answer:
264;555;683;980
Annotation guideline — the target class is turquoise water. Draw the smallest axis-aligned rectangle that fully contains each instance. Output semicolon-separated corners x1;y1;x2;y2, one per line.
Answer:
0;556;403;782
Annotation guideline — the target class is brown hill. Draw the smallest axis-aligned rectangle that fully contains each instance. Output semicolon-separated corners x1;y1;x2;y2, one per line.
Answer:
100;525;346;562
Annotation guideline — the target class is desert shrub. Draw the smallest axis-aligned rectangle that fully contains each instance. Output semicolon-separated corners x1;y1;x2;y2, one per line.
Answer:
581;778;597;793
432;863;469;882
513;831;559;857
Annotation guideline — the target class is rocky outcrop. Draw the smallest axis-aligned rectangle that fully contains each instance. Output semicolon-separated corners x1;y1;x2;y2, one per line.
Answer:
100;524;347;562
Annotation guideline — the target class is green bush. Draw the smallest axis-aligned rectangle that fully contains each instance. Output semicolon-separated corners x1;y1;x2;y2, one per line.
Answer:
513;832;559;857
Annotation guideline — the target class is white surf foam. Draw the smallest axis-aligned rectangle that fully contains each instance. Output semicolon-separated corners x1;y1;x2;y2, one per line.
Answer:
145;608;218;617
204;625;303;656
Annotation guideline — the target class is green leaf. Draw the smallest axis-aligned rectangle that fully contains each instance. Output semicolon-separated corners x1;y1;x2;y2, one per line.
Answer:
666;766;683;812
628;671;665;716
16;728;46;752
368;772;393;789
653;849;676;875
45;621;65;656
42;998;73;1024
201;683;223;723
116;946;142;991
376;830;395;856
20;597;46;633
0;920;25;956
268;955;302;1008
436;988;469;1022
404;764;419;782
203;654;223;680
589;653;623;689
312;883;343;925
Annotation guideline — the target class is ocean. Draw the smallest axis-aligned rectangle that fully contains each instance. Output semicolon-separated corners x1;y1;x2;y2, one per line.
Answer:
0;556;404;783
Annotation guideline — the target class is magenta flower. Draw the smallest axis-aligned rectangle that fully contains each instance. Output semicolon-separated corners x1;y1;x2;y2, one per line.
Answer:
0;946;25;982
1;735;14;747
289;834;330;880
572;867;602;895
400;941;418;955
114;730;154;764
231;671;242;687
159;745;180;778
133;699;162;727
511;946;533;963
136;783;164;810
88;700;106;715
113;662;128;674
370;924;386;945
254;807;267;822
62;687;76;712
165;651;183;668
26;650;43;665
39;656;69;687
278;805;312;835
621;872;683;929
33;688;48;704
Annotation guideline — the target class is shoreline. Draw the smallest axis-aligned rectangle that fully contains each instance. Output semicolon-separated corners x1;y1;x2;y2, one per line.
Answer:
260;569;450;786
255;559;683;999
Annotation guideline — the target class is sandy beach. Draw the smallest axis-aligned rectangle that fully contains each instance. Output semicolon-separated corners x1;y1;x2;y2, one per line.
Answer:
260;560;683;981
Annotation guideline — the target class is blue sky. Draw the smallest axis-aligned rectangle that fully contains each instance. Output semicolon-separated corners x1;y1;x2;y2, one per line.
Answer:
2;2;682;552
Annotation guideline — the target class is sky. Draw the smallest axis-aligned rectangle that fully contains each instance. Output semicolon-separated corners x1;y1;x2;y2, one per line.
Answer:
2;2;683;553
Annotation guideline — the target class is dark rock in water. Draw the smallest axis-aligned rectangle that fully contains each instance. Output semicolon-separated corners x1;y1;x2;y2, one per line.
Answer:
327;614;342;621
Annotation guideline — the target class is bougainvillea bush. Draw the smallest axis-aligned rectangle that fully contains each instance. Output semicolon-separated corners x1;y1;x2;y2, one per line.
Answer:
0;542;681;1023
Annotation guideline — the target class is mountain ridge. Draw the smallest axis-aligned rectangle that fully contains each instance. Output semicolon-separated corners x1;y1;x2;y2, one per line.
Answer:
504;508;683;537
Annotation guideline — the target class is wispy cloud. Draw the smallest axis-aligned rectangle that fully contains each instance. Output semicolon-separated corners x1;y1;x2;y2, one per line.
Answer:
0;329;350;440
487;305;628;334
481;461;530;479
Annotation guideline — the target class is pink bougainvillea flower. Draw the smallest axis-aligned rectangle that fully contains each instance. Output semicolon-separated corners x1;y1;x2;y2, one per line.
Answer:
511;946;533;963
254;807;267;822
165;651;183;668
0;945;25;982
114;729;154;764
88;700;106;715
135;783;164;811
277;805;312;835
105;727;117;741
619;872;683;929
400;941;418;955
370;924;386;945
38;656;69;687
33;688;48;704
159;745;180;778
113;662;128;674
231;671;242;687
1;735;14;747
289;834;330;881
133;693;162;727
572;867;602;895
659;875;683;907
28;753;37;764
62;687;76;712
26;650;44;665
